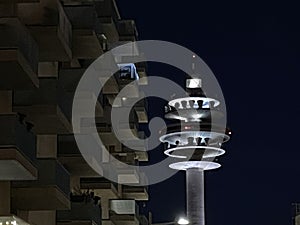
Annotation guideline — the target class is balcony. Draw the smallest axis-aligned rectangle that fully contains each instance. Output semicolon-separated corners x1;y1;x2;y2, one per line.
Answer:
63;3;103;60
17;0;57;25
118;169;148;187
122;186;148;201
102;221;116;225
121;97;148;124
111;151;136;165
102;101;140;126
0;114;37;180
136;67;148;86
81;177;119;199
59;68;104;117
122;145;148;163
98;122;139;144
80;106;139;151
109;19;139;59
116;166;140;185
80;177;119;220
12;159;70;210
94;0;120;44
0;215;32;225
83;52;120;94
117;20;138;42
18;1;72;62
110;42;139;63
13;78;73;134
58;135;100;177
102;76;119;95
94;0;120;22
0;18;39;89
57;195;101;225
135;107;148;124
109;200;139;225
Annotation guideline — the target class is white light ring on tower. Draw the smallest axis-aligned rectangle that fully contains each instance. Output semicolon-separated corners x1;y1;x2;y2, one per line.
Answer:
164;146;225;159
159;131;230;145
168;97;220;109
169;161;221;171
164;108;224;122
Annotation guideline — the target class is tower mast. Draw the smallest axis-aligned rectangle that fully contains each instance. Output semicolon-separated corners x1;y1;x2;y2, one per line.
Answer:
160;77;231;225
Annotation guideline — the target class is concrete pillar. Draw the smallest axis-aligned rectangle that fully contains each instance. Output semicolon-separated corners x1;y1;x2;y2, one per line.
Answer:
70;176;81;195
101;197;110;220
0;181;10;216
36;135;57;158
38;62;58;78
186;168;205;225
117;184;122;198
0;91;12;113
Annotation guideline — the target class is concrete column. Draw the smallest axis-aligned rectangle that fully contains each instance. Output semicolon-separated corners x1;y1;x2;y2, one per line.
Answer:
117;184;122;198
36;135;57;158
186;168;205;225
101;197;110;220
0;91;12;113
0;181;10;216
38;62;58;78
70;176;81;195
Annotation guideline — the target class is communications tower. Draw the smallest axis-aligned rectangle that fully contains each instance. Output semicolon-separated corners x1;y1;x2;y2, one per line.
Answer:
159;78;231;225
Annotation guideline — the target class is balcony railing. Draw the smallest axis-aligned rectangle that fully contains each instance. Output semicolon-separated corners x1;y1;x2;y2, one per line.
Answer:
63;3;97;30
110;200;139;225
117;20;138;41
57;195;101;225
80;177;119;198
14;159;70;196
13;78;73;134
59;68;104;117
110;199;138;215
94;0;120;24
0;114;36;162
122;186;149;201
0;18;39;89
94;0;120;43
12;159;70;210
0;113;37;180
18;1;72;61
63;3;105;59
57;135;100;177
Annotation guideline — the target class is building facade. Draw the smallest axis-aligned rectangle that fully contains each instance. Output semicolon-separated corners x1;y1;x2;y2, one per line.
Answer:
0;1;149;225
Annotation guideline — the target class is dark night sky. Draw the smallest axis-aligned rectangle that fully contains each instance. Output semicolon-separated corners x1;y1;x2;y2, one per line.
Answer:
116;1;300;225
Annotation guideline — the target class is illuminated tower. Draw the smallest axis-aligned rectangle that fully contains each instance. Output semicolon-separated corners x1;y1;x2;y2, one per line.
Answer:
159;78;231;225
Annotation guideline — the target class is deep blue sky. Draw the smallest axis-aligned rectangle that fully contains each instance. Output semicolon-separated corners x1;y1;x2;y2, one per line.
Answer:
116;1;300;225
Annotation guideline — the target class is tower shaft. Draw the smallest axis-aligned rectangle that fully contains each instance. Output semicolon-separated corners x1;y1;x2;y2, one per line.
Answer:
186;168;205;225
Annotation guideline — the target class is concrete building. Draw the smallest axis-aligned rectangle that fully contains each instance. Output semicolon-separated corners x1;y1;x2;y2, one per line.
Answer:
293;204;300;225
0;1;149;225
